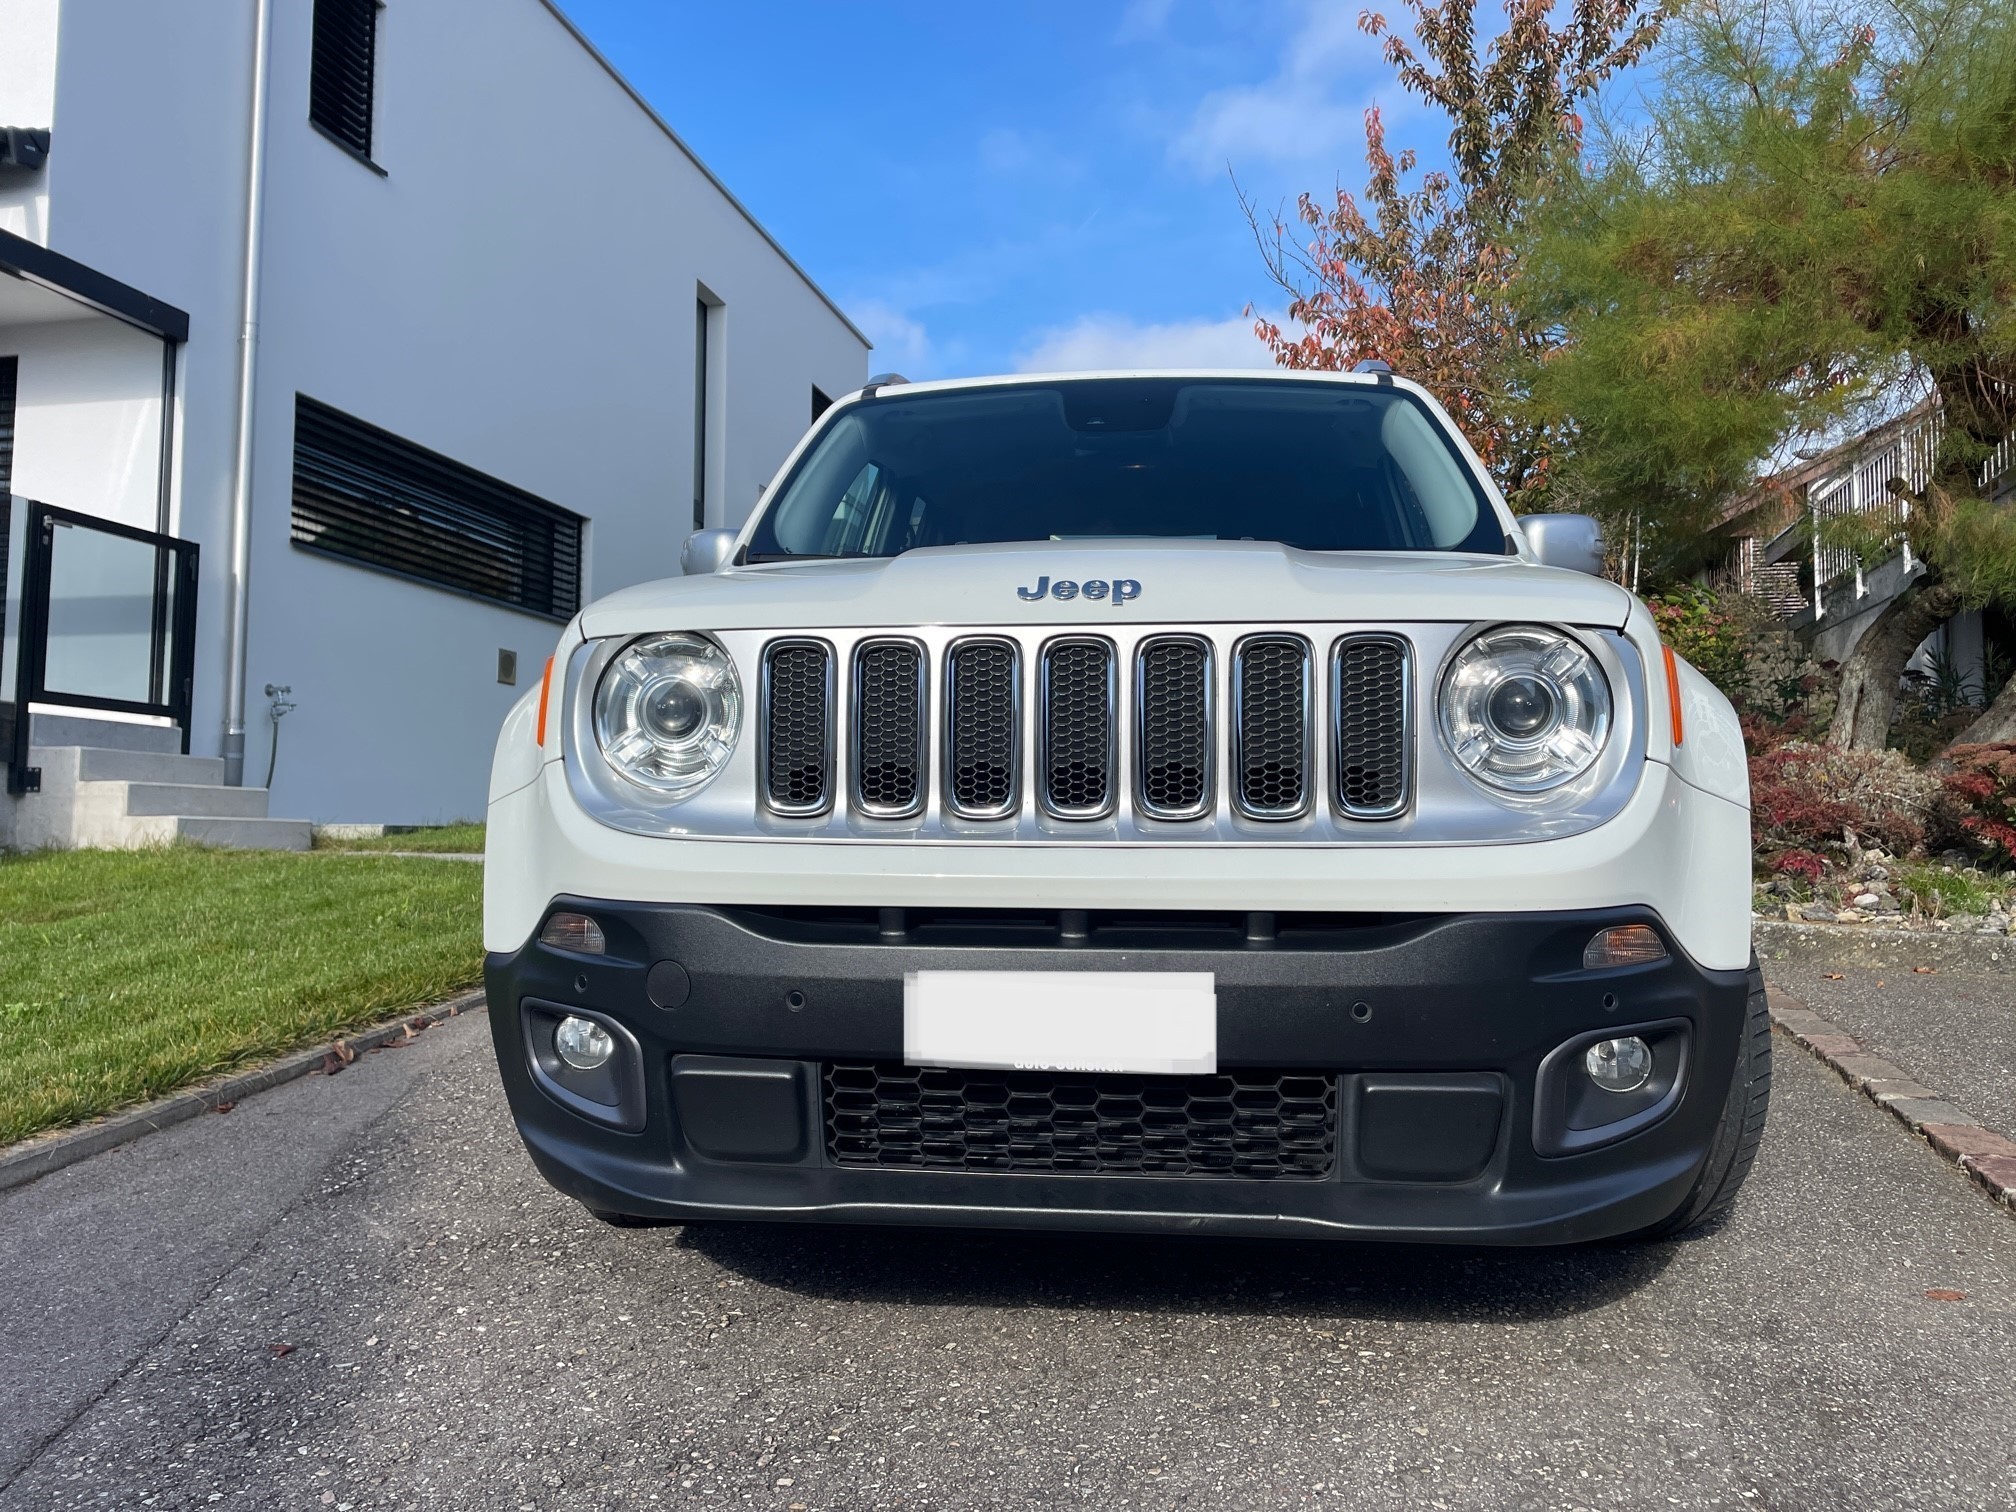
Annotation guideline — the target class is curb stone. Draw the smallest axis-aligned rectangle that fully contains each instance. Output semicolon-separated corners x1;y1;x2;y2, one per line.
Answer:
1766;986;2016;1214
0;989;487;1194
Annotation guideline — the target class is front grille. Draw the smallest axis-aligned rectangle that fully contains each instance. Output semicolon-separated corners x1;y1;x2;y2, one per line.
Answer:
852;640;925;816
1135;636;1212;819
1233;636;1311;818
760;641;831;814
946;639;1020;817
824;1063;1339;1179
1039;639;1115;817
752;626;1412;831
1333;635;1411;817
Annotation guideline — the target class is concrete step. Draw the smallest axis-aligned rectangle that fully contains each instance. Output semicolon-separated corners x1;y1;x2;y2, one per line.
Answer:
117;781;270;820
28;713;183;754
69;747;229;785
166;816;313;851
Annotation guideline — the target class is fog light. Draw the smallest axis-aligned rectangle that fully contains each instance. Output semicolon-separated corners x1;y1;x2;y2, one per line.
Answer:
1584;1036;1652;1094
540;912;606;954
1583;924;1666;970
554;1015;615;1071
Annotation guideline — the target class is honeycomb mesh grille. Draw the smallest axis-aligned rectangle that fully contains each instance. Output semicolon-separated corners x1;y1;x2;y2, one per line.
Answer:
762;642;829;811
824;1063;1339;1179
1041;640;1114;814
1334;636;1409;817
853;642;924;813
948;641;1018;815
1235;639;1309;815
1137;638;1211;817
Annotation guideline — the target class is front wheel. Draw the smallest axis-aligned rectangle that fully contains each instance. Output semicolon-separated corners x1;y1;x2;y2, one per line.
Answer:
1633;960;1772;1240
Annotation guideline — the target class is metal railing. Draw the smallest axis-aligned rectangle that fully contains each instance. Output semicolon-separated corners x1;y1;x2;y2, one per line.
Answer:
3;499;199;794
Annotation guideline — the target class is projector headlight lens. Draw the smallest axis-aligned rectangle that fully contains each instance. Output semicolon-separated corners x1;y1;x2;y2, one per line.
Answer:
594;633;742;798
1440;625;1612;793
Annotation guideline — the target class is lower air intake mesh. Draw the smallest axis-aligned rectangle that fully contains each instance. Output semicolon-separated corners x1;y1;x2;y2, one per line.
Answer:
824;1063;1338;1179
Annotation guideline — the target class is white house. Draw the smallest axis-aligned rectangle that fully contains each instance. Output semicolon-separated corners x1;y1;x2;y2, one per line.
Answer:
0;0;869;846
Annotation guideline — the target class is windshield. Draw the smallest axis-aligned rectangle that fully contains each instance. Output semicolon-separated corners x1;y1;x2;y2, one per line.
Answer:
744;377;1505;560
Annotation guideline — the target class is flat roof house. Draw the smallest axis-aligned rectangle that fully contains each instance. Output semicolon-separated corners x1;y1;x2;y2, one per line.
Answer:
0;0;869;847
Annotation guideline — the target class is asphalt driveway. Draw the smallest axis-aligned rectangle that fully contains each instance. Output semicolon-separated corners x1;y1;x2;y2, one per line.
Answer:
2;982;2013;1511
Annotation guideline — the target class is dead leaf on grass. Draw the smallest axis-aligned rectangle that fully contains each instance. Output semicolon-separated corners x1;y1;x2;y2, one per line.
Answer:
1924;1289;1966;1302
1913;966;1937;975
1823;973;1845;981
213;1101;235;1114
268;1342;297;1356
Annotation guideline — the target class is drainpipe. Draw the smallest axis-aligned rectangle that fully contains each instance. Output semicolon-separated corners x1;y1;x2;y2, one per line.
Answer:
220;0;274;786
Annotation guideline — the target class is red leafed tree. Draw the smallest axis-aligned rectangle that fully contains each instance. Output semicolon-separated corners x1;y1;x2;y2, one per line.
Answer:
1247;0;1670;509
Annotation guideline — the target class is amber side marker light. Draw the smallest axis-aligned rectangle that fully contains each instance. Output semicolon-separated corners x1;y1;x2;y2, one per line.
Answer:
1662;643;1685;747
540;911;607;954
1584;924;1669;970
536;655;554;746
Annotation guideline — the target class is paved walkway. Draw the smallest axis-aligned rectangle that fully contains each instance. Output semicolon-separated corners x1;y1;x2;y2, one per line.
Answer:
2;986;2014;1509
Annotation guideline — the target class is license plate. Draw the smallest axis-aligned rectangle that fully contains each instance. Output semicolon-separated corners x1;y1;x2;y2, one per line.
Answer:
902;970;1217;1076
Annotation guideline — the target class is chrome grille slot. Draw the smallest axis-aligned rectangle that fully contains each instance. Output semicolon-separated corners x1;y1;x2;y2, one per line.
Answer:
759;639;832;815
1135;636;1212;820
945;638;1020;818
1039;638;1117;818
852;639;926;817
1332;634;1411;818
1232;635;1312;819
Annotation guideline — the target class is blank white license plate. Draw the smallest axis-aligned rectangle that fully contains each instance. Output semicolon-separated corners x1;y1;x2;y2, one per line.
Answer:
903;970;1217;1076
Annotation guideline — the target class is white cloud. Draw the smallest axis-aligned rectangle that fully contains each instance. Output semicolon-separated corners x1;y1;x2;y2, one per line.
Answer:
847;298;931;375
1013;312;1278;372
1170;0;1379;175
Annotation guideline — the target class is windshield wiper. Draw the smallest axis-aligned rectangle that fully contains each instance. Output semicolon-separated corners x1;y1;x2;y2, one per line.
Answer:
744;551;869;563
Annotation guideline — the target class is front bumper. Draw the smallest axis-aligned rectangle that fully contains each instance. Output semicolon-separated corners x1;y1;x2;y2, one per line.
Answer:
485;902;1750;1245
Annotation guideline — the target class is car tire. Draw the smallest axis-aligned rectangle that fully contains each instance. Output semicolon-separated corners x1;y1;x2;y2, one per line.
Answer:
1633;959;1772;1240
583;1205;676;1229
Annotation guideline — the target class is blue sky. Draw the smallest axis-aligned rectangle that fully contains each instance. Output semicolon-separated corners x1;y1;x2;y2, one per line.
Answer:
561;0;1429;379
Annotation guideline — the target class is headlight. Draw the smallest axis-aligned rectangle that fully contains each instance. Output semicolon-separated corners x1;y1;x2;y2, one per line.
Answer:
1439;625;1611;793
593;633;741;798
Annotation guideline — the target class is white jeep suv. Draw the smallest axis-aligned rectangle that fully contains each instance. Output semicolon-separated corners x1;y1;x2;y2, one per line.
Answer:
482;369;1766;1245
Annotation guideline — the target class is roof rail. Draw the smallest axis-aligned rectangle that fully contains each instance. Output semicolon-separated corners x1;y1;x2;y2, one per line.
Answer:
1351;358;1393;375
865;372;910;387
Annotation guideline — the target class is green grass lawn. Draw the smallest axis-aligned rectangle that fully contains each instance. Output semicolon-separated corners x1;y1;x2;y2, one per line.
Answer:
313;822;486;854
0;846;483;1146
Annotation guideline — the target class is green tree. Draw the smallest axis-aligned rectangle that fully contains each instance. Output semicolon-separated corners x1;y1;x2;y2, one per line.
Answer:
1518;0;2016;748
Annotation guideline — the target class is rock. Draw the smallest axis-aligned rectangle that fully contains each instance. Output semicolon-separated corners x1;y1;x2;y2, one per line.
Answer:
1835;910;1865;924
1764;878;1795;898
1861;864;1891;882
1853;892;1881;908
1874;895;1903;914
1800;903;1837;922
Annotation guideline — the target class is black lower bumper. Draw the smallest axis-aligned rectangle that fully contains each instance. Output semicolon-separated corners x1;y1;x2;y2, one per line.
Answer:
484;903;1750;1246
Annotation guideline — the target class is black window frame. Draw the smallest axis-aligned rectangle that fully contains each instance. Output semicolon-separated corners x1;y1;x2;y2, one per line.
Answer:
289;395;584;622
309;0;384;173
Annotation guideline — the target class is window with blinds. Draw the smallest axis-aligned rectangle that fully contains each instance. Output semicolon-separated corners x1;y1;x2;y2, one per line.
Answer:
290;396;583;620
310;0;378;160
0;355;16;499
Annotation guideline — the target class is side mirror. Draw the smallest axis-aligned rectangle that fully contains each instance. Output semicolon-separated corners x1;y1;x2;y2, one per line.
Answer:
1520;514;1606;577
681;528;738;576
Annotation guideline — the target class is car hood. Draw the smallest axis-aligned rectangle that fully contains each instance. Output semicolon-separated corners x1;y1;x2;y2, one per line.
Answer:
577;539;1635;637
